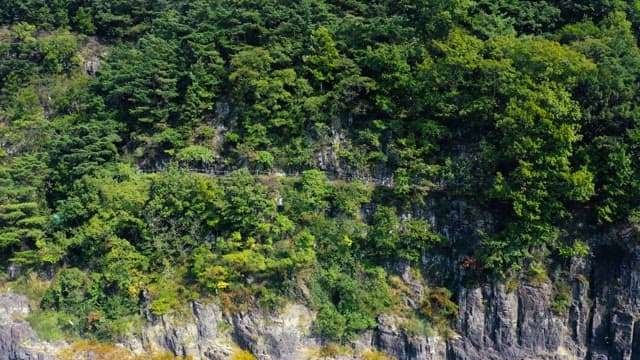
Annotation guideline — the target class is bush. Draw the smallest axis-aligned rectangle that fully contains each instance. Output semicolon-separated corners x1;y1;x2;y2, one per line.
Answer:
527;261;550;285
231;350;257;360
254;150;274;170
551;279;572;316
176;145;216;164
420;287;458;337
26;310;66;341
41;268;88;314
319;342;345;357
361;351;394;360
314;304;347;340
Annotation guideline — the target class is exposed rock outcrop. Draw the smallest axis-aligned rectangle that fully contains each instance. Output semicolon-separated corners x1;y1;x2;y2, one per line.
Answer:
6;241;640;359
0;292;65;360
231;304;319;360
376;314;446;359
448;241;640;360
124;300;233;359
450;282;569;359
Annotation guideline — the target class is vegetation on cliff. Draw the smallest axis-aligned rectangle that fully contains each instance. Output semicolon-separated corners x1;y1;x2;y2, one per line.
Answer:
1;0;640;343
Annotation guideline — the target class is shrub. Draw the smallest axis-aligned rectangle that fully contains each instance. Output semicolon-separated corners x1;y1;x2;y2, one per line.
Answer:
551;279;572;316
314;304;346;340
361;351;394;360
176;145;216;164
231;349;256;360
254;151;274;170
26;310;66;341
527;261;550;285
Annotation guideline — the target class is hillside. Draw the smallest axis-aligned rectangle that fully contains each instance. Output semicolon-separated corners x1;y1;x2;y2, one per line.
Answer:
2;1;640;359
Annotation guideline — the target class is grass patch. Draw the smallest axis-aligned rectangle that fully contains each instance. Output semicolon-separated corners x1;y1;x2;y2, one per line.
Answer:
26;310;66;341
318;342;351;357
402;317;436;338
505;276;519;293
527;261;550;286
361;350;394;360
551;279;572;316
231;349;257;360
10;273;50;301
59;340;191;360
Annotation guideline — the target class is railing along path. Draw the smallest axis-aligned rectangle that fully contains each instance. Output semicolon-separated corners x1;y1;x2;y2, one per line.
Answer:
140;165;445;191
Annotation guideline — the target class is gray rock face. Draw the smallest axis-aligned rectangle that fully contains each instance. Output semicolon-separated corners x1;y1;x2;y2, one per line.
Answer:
231;304;319;360
587;242;640;360
375;314;446;360
82;57;100;76
124;300;233;359
0;292;64;360
6;240;640;359
448;241;640;360
450;282;568;360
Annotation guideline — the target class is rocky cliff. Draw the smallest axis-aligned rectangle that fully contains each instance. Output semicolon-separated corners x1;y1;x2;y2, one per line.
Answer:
0;292;62;360
0;288;446;359
3;239;640;359
450;239;640;360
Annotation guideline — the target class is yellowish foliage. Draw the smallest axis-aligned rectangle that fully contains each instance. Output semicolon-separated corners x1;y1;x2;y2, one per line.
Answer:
231;349;257;360
58;341;133;360
361;351;394;360
319;342;342;357
59;341;191;360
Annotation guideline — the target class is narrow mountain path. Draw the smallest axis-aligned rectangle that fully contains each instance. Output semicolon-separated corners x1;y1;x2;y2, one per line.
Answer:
141;166;444;191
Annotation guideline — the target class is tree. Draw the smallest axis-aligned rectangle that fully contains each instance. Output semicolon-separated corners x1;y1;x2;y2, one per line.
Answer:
48;119;121;198
217;169;277;236
179;27;225;126
0;155;50;265
229;47;312;164
563;12;640;223
98;35;180;154
303;27;340;90
481;36;596;267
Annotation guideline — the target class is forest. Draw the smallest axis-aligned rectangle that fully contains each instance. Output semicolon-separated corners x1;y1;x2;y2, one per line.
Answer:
1;0;640;348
